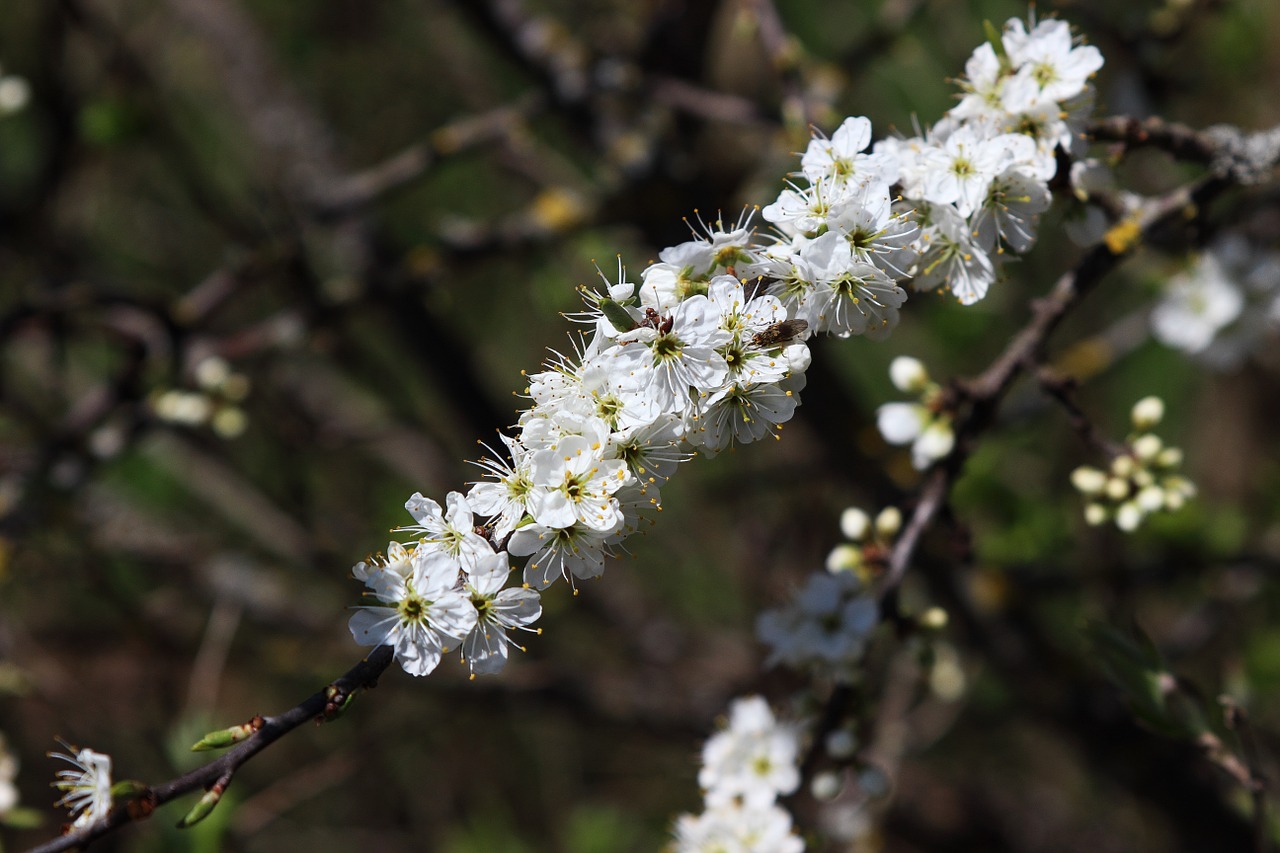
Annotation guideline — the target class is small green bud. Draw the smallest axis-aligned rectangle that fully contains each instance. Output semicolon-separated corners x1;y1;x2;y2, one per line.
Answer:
177;788;223;828
191;716;262;752
598;298;639;332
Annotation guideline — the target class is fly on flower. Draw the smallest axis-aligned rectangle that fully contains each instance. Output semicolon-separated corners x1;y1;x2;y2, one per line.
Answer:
751;319;810;348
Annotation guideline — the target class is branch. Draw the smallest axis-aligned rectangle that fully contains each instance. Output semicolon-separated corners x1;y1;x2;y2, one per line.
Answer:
23;646;394;853
308;93;548;220
1089;115;1280;185
878;170;1231;604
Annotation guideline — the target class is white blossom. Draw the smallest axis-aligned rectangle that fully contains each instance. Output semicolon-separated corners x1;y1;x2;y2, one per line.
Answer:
51;746;113;831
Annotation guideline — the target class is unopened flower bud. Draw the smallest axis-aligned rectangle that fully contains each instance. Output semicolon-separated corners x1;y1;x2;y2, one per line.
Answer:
211;407;248;439
1084;503;1109;526
1105;477;1130;501
1165;476;1196;502
0;77;30;114
916;420;955;466
811;771;843;800
1070;466;1106;495
1115;501;1143;532
1131;396;1165;430
889;356;929;393
840;507;870;541
919;606;948;630
1157;447;1183;468
1111;455;1136;479
825;729;858;759
826;543;863;574
195;357;231;391
875;506;903;539
1136;485;1165;513
1132;433;1163;462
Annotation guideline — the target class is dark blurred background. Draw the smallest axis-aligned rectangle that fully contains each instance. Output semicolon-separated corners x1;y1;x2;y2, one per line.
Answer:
1;0;1279;850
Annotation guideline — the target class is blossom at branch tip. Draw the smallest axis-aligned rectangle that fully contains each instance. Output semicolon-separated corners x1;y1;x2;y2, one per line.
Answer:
50;745;113;831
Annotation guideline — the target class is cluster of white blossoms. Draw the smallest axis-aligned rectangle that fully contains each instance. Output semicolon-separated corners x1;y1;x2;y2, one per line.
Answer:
756;510;885;681
746;15;1105;320
1071;397;1196;532
878;17;1100;305
349;15;1103;679
876;356;956;470
50;745;113;832
1151;232;1280;368
349;255;816;675
673;696;804;852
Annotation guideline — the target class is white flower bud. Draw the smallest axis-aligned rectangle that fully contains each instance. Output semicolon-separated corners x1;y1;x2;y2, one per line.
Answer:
1084;503;1109;526
154;390;212;425
874;506;903;539
1115;501;1143;532
0;76;29;114
826;543;864;574
1070;466;1106;495
1132;468;1155;489
195;357;232;391
825;729;858;759
1166;476;1197;501
889;356;929;393
1136;485;1165;513
1157;446;1183;468
919;606;948;629
1104;477;1130;501
877;402;926;445
1132;433;1163;462
1111;455;1136;479
1131;396;1165;430
212;407;248;439
913;420;955;468
840;507;870;541
811;771;843;801
1164;490;1186;511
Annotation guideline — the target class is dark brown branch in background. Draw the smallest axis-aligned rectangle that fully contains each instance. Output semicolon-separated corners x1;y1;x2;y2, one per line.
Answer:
308;93;548;220
740;0;818;128
1087;115;1219;165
